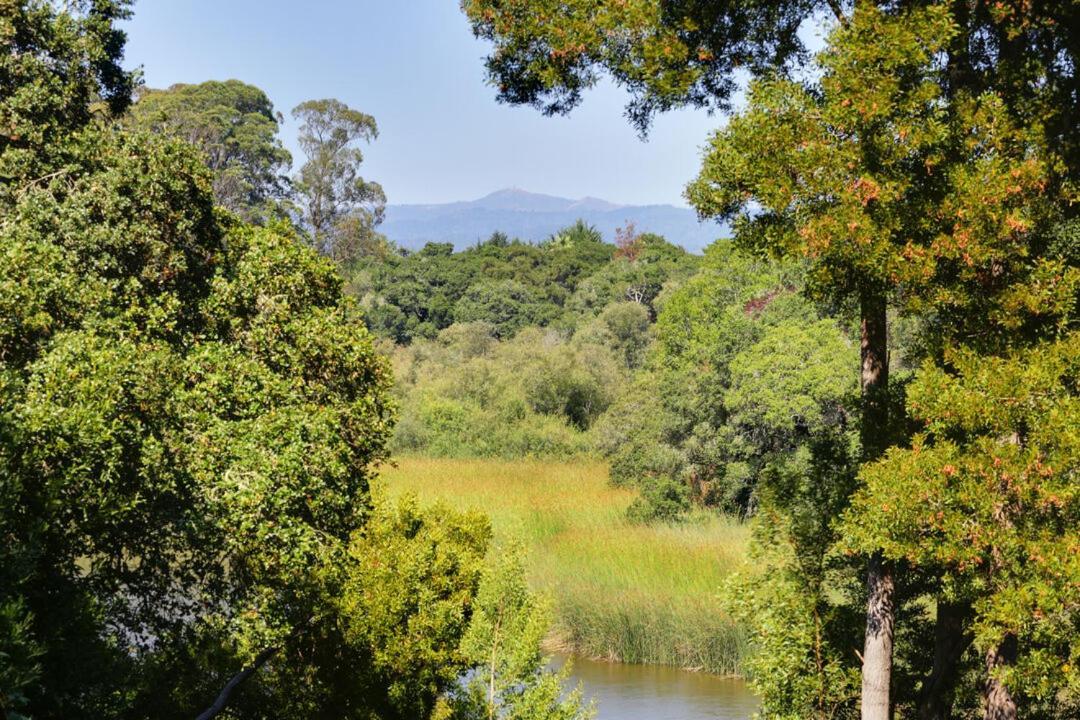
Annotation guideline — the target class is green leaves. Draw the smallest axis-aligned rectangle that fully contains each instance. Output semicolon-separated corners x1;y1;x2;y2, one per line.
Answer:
843;334;1080;705
462;0;810;132
0;118;395;715
127;80;293;220
292;98;386;262
451;548;593;720
0;0;137;186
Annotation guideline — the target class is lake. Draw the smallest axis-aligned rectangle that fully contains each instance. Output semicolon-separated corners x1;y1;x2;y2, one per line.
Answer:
554;655;758;720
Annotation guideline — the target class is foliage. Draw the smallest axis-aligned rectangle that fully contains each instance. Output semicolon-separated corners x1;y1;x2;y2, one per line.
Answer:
0;599;41;720
292;98;386;263
687;6;1076;349
462;0;810;132
353;225;630;344
450;549;593;720
565;232;697;319
392;325;623;459
0;117;400;716
0;0;136;186
463;0;1080;193
127;80;292;220
575;301;651;369
624;477;690;525
679;6;1079;716
842;336;1080;717
597;241;855;517
723;507;861;720
454;279;554;338
333;496;491;719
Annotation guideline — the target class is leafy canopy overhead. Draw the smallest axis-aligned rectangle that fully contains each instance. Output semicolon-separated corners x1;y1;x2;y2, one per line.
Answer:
0;0;137;184
686;5;1077;347
462;0;814;132
463;0;1080;179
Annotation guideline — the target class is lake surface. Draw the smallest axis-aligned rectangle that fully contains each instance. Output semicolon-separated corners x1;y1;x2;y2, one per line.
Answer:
554;655;758;720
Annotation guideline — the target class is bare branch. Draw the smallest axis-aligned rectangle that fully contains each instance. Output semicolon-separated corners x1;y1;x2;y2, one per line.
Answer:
195;643;281;720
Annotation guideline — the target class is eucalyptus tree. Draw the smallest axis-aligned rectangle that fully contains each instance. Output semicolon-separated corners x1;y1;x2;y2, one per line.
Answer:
292;98;386;264
128;80;293;220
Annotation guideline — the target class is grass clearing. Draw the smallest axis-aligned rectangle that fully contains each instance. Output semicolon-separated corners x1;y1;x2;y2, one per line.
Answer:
377;456;752;675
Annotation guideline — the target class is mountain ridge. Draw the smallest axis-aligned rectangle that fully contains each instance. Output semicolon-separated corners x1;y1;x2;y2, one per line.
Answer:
381;189;724;252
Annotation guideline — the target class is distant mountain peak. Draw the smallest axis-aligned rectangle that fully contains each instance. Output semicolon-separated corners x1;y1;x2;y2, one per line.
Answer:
471;188;584;213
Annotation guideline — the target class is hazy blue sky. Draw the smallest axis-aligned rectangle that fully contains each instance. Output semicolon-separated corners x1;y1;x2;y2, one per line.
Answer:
122;0;727;207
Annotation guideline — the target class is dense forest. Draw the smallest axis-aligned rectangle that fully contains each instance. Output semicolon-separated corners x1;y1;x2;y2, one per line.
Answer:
2;1;1079;720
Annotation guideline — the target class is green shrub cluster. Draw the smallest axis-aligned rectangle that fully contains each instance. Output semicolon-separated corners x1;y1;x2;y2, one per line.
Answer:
392;325;624;459
593;242;859;519
378;231;699;461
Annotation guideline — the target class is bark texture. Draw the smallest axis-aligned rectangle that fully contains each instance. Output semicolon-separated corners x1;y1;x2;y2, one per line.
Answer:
983;637;1019;720
859;288;894;720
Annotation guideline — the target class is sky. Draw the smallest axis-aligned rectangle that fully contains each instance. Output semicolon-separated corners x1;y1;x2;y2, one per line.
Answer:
121;0;727;208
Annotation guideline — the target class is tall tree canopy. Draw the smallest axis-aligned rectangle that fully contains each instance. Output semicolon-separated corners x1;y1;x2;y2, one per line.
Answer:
127;80;293;220
292;98;386;264
462;0;1079;182
0;3;582;717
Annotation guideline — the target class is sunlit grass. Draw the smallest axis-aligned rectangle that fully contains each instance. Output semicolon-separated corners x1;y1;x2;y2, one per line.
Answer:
377;456;752;675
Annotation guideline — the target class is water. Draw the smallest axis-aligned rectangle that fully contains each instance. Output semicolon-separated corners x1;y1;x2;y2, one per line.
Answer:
554;655;758;720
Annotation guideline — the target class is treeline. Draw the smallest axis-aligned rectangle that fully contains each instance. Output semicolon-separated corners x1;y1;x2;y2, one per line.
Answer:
0;3;590;720
356;226;700;461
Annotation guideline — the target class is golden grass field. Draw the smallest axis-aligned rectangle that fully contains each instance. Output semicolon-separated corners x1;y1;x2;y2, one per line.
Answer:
377;456;752;675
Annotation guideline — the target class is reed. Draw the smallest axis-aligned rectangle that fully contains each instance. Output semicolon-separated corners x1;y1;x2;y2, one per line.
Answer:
378;456;752;675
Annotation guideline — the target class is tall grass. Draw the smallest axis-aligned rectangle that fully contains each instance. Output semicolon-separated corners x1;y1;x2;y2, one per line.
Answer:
378;456;752;675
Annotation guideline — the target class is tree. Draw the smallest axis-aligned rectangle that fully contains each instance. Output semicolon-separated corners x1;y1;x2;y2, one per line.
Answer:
127;80;292;220
0;120;398;715
462;2;1079;714
841;335;1080;718
449;549;594;720
0;0;137;187
454;280;554;339
685;8;1075;714
292;98;386;263
462;0;1079;181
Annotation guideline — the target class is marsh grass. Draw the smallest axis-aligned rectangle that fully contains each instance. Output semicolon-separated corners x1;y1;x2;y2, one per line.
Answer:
378;456;751;675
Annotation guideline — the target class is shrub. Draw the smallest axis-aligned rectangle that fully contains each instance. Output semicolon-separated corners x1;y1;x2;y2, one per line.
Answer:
625;477;692;524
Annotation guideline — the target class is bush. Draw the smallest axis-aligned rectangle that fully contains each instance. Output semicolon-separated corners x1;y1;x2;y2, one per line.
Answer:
625;477;692;524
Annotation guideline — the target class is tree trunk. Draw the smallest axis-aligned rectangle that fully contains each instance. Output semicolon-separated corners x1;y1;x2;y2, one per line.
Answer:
984;637;1019;720
859;287;894;720
917;601;973;720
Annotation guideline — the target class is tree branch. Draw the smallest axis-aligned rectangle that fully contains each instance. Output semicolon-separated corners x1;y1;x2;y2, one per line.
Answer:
827;0;845;23
195;643;282;720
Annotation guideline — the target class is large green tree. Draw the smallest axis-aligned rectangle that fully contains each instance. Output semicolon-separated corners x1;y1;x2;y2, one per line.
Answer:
0;122;398;716
292;98;386;264
127;79;293;220
842;335;1080;717
462;0;1079;178
686;8;1076;715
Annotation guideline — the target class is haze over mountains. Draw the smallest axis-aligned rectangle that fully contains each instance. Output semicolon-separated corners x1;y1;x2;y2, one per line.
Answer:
381;189;725;253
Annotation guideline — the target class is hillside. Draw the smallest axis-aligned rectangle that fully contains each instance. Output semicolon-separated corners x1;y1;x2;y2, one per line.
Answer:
381;188;725;252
